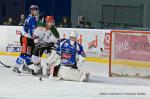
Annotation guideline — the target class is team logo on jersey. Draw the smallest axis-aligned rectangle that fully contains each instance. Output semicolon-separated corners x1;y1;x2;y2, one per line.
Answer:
62;53;71;59
64;42;69;47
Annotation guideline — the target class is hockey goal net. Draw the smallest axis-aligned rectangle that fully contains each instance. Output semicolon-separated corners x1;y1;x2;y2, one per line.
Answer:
109;30;150;78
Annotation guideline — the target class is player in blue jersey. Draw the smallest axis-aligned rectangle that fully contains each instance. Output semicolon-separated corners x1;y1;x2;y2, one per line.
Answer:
57;32;86;69
13;5;39;73
47;31;90;82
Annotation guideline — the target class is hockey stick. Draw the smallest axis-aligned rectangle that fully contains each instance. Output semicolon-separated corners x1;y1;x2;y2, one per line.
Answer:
39;66;43;81
38;47;43;81
0;61;11;68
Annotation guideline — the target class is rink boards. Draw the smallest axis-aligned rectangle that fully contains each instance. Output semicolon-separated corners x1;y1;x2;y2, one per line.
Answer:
0;26;111;58
0;26;150;69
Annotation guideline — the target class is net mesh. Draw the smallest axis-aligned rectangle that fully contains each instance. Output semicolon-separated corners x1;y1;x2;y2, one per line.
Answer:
109;31;150;78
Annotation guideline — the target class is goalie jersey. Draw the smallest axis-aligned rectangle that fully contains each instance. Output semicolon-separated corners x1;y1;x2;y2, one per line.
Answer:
57;39;86;66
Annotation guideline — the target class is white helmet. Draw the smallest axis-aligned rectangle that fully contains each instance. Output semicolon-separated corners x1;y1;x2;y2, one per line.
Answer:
69;31;78;38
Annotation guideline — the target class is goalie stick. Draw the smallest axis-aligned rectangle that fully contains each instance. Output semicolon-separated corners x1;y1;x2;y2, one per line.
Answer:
39;66;43;81
0;61;11;68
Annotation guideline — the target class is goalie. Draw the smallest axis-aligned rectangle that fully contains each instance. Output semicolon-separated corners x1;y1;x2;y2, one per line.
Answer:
47;31;90;82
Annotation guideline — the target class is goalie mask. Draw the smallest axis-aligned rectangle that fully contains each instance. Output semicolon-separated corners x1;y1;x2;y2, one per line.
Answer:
69;31;78;41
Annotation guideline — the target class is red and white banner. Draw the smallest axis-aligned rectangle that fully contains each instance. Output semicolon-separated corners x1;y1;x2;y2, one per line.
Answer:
58;28;111;58
0;26;111;58
103;32;110;51
114;33;150;61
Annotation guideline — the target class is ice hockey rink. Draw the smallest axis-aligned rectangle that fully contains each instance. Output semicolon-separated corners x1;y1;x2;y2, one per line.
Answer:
0;56;150;99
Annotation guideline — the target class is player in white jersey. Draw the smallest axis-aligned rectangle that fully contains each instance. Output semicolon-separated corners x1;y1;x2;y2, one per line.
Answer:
28;16;60;75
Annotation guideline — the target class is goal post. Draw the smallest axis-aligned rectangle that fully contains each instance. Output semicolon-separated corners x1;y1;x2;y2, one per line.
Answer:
109;30;150;78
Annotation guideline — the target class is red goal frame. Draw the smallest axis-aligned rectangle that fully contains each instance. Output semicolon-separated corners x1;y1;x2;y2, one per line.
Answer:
109;30;150;77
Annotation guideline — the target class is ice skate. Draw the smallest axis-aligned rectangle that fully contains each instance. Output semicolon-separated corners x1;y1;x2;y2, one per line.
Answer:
13;67;21;73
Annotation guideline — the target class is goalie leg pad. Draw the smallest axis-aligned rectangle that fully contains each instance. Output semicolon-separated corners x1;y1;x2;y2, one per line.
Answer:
57;66;88;82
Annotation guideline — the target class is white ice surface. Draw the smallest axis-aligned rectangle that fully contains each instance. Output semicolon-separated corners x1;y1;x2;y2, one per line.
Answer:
0;56;150;99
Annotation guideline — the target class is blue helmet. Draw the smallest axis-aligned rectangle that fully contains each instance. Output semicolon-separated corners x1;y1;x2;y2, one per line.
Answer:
29;5;39;11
